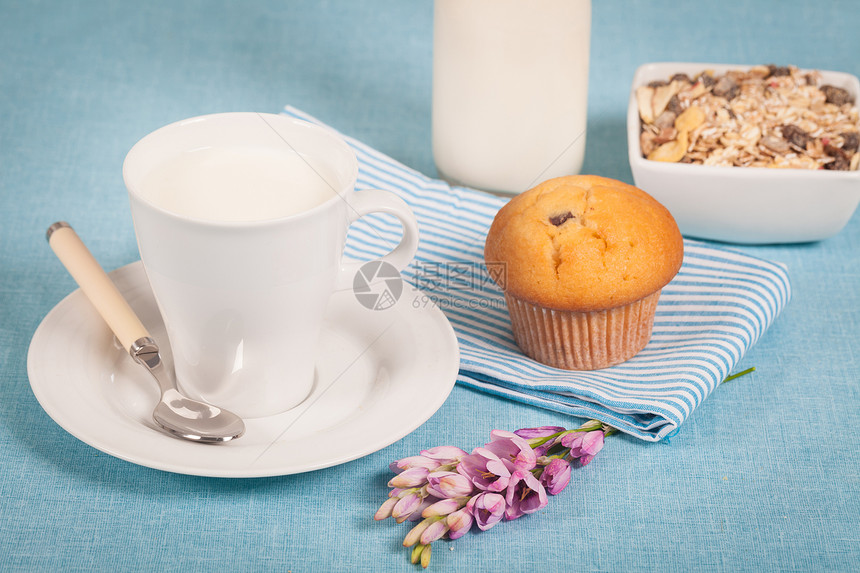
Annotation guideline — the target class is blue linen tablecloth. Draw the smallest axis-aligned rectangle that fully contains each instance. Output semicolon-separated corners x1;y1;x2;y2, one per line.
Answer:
285;106;791;442
1;1;858;572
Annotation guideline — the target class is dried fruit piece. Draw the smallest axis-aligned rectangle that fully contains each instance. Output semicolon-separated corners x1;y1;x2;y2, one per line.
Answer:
767;64;791;77
679;81;707;102
748;65;772;79
821;85;854;106
640;130;657;156
653;126;678;144
647;130;689;163
697;72;716;89
674;106;705;132
666;94;684;115
824;156;850;170
824;143;852;170
841;131;859;152
713;76;739;100
781;124;812;150
637;86;655;124
652;81;682;118
653;110;677;129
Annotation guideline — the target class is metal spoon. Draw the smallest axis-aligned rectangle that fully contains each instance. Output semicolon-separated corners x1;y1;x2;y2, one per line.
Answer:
46;221;245;443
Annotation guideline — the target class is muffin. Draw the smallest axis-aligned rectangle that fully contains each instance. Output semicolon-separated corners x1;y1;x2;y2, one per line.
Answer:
484;175;684;370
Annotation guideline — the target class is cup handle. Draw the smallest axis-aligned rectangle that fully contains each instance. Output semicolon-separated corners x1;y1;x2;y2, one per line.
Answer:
337;189;420;291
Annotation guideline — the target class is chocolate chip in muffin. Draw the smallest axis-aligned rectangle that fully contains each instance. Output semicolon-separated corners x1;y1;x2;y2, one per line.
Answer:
549;212;576;227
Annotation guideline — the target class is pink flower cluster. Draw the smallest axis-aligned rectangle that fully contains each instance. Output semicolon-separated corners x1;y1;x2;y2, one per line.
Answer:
374;420;612;568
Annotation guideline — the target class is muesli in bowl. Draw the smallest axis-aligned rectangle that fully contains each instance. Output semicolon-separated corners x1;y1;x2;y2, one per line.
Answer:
637;65;858;170
627;62;860;244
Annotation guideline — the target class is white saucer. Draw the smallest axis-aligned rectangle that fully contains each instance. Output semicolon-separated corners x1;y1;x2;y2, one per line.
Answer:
27;262;459;477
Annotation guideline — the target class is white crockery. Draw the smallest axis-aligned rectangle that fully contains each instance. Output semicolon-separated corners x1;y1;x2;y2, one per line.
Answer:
124;113;420;418
27;262;459;477
628;62;860;244
433;0;591;194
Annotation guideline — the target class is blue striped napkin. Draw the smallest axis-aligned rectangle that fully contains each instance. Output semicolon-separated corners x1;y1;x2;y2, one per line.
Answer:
283;106;791;442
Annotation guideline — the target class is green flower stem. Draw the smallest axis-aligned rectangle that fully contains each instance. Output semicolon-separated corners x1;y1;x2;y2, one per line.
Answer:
527;431;566;449
528;420;614;449
722;366;756;383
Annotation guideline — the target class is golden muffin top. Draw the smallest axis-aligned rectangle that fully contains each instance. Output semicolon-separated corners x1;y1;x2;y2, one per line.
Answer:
484;175;684;311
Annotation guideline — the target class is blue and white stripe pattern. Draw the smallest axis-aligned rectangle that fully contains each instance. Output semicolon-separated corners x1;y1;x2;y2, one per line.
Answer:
284;106;792;442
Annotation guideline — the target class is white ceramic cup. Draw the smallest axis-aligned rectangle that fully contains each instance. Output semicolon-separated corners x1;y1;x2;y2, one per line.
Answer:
123;112;419;418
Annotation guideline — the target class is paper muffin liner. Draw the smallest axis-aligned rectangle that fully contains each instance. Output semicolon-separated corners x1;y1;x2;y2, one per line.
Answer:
504;290;662;371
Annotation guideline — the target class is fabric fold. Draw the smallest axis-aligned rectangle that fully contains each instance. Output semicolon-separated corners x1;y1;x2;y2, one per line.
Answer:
282;105;791;442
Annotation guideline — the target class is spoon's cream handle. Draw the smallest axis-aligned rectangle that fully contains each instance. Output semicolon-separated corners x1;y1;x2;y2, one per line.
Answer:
47;222;149;354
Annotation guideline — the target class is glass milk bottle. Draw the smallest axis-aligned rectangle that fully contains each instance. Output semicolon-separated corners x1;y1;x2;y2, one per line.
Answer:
432;0;591;194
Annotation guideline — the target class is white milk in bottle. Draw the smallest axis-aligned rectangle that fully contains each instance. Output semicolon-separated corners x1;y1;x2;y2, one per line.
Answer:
433;0;591;194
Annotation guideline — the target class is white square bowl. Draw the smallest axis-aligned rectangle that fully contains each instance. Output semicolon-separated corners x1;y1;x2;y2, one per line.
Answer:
627;62;860;244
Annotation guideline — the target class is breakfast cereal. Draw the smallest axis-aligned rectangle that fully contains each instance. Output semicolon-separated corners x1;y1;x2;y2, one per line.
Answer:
637;65;860;170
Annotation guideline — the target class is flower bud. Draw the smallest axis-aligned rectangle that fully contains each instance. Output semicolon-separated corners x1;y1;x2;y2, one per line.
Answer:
410;544;426;565
562;430;604;465
446;507;473;539
407;496;438;522
392;493;422;522
420;446;467;465
426;471;474;499
388;467;430;488
420;518;449;545
374;497;398;521
420;543;432;568
422;497;465;518
513;426;565;439
389;455;441;473
403;518;433;547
